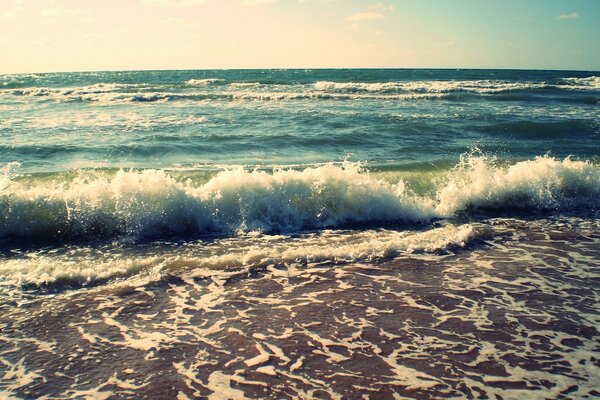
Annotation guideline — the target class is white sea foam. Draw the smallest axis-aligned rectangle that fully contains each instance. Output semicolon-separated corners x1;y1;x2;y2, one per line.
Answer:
561;76;600;89
225;90;444;101
0;224;475;289
0;156;598;242
3;87;444;103
2;77;597;106
25;112;207;129
435;154;600;215
1;155;599;290
227;82;262;88
0;163;434;241
185;78;225;86
4;83;149;104
313;80;550;94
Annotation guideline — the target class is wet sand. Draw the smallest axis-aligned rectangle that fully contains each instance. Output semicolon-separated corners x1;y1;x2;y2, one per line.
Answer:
1;221;599;399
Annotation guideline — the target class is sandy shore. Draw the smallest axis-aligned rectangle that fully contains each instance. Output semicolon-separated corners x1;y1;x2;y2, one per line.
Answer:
1;220;599;399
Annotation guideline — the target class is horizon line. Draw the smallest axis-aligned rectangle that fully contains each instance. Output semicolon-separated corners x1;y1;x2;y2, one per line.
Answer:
1;66;599;76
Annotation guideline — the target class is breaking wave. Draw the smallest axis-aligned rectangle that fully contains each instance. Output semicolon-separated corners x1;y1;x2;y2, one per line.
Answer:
561;76;600;89
185;78;225;85
0;155;599;245
0;225;475;290
3;76;598;105
313;79;588;94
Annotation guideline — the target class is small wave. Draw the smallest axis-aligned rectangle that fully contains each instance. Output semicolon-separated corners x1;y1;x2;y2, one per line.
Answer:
228;82;262;88
123;91;446;102
185;78;225;86
10;83;127;97
315;78;600;94
314;81;407;93
5;83;151;104
313;80;554;94
3;77;598;106
0;224;475;290
561;76;600;89
2;86;447;103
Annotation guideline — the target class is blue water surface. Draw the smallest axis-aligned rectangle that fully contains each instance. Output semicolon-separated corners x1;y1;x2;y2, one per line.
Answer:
0;69;598;173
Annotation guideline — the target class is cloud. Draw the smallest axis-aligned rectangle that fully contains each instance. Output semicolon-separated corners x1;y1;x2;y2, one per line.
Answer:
41;6;84;18
142;0;276;5
241;0;278;5
557;12;578;20
346;11;383;22
345;3;392;26
141;0;207;7
369;2;394;12
40;6;91;23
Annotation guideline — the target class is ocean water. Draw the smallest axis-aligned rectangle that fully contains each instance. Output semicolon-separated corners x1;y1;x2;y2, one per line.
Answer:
1;69;599;399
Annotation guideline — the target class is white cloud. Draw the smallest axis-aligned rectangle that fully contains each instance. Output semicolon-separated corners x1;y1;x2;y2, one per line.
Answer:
40;6;91;23
41;6;83;18
141;0;207;7
369;2;394;12
557;12;578;20
142;0;275;6
241;0;277;5
345;3;392;26
346;11;383;22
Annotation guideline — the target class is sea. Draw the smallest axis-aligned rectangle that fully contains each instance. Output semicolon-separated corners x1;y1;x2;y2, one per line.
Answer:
0;69;599;399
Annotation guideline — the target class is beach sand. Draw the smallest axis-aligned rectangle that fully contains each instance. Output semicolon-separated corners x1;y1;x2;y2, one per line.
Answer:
2;219;599;399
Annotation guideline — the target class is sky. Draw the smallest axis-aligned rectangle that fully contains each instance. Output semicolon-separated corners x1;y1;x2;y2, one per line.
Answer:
0;0;599;73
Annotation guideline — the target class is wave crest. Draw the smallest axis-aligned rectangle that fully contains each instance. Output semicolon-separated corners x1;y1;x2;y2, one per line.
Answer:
0;163;434;243
0;156;598;244
561;76;600;89
437;154;600;215
185;78;225;86
0;224;475;290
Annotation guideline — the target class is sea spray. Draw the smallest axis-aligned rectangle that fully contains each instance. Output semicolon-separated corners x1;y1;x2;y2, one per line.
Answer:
1;156;599;244
435;154;600;215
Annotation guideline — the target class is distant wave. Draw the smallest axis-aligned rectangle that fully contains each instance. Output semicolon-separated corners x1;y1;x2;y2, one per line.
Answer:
0;155;598;245
185;78;225;86
2;87;449;103
314;79;600;94
561;76;600;89
3;77;598;105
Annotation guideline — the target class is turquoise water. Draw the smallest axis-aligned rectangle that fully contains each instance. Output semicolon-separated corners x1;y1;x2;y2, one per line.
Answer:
1;69;598;172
